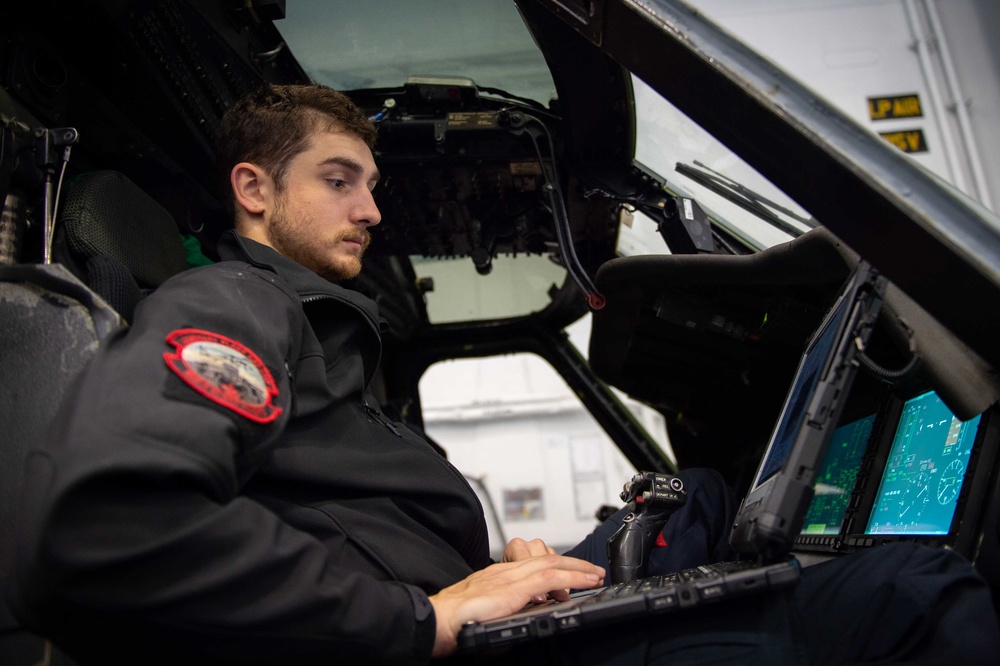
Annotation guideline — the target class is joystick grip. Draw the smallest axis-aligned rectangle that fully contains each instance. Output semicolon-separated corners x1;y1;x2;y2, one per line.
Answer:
607;472;686;584
607;511;666;584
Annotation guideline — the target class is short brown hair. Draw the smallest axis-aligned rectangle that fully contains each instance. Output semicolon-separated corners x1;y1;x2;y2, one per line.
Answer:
217;84;377;218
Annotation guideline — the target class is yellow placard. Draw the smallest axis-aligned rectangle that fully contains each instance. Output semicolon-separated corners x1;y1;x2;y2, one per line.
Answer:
868;94;923;120
879;129;928;153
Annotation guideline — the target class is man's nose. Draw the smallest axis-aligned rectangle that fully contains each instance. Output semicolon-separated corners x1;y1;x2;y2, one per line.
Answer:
355;189;381;227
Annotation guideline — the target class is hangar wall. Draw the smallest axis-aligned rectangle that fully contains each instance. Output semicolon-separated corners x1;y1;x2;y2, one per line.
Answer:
687;0;1000;212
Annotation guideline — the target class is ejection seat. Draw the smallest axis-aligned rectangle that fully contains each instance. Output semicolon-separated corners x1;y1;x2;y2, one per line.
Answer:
0;170;189;664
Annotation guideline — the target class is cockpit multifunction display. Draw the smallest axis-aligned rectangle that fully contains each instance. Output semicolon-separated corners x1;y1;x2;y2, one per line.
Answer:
865;391;981;536
800;413;876;535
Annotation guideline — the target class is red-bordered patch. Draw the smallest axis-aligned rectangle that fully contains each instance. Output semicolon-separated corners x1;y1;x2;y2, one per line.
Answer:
164;329;282;424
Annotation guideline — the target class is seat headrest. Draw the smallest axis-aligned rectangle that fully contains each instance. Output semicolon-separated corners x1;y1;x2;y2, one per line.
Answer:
58;171;188;288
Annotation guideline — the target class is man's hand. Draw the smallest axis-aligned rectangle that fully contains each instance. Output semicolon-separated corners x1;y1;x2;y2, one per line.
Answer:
502;536;557;562
502;538;567;604
428;554;605;658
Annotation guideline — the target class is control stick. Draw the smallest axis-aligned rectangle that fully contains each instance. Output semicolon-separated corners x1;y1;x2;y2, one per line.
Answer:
607;471;687;584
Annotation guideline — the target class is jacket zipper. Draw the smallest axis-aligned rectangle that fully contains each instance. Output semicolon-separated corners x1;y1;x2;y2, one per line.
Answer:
363;399;402;437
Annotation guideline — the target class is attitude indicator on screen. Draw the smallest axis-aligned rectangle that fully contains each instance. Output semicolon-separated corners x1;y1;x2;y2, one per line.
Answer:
866;392;980;535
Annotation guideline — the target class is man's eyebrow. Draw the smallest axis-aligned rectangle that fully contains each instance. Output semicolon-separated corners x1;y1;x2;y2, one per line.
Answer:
318;156;381;184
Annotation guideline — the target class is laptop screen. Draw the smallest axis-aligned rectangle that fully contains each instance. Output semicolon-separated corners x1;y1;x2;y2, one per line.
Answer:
751;286;854;491
865;391;981;535
799;413;876;535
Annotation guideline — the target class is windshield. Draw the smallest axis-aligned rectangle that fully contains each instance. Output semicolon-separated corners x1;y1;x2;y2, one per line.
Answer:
275;0;556;106
627;76;814;254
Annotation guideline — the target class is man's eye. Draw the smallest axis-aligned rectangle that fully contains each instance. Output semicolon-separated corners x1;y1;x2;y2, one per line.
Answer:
328;179;346;188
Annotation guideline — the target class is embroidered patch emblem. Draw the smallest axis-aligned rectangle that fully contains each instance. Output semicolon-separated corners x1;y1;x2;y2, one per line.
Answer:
164;329;282;423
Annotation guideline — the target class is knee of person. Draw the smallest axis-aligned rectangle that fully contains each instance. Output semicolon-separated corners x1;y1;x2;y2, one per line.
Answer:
676;468;732;503
853;541;974;575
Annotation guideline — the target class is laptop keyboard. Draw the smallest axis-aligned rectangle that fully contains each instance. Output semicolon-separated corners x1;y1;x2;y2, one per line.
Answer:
457;559;800;651
592;561;759;601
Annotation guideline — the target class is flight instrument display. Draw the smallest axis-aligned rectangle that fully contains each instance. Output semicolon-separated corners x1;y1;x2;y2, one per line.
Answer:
800;413;876;535
865;391;980;535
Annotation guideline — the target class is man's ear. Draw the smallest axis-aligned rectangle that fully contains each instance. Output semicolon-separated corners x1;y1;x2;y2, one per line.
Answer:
231;162;271;216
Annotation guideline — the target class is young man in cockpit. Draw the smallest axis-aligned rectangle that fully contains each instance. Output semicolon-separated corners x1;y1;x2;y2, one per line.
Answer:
7;83;611;663
8;84;997;666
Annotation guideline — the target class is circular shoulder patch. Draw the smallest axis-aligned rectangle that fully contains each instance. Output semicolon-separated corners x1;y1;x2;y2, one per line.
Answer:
163;329;283;423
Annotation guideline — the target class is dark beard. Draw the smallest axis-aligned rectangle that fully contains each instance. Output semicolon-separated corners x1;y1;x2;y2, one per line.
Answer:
267;197;370;281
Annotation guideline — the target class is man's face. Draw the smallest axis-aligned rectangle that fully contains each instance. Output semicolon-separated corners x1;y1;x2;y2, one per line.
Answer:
264;129;381;281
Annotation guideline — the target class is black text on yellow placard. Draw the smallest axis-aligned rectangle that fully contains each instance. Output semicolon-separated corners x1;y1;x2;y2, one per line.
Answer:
868;94;923;120
879;129;928;153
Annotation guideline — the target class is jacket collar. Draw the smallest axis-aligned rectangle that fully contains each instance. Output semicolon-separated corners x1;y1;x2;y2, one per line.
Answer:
216;230;381;324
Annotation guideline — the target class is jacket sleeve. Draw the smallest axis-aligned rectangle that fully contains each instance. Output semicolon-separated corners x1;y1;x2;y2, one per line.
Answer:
7;264;436;666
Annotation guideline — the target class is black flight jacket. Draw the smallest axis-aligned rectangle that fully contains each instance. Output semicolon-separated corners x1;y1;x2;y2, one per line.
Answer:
8;231;491;665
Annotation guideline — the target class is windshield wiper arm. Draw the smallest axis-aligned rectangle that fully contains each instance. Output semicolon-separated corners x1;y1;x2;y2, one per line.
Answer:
675;161;818;238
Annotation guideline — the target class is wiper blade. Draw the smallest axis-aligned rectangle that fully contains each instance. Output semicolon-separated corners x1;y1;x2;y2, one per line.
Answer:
675;161;818;238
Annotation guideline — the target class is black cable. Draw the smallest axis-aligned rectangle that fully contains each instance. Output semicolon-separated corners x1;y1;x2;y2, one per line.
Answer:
857;349;921;381
519;113;606;310
856;324;922;382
